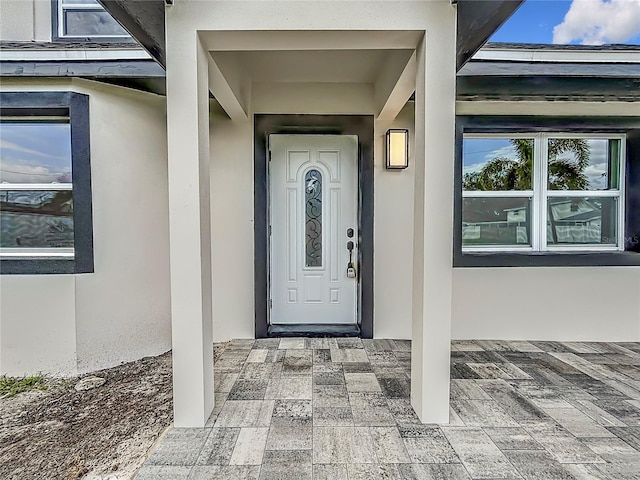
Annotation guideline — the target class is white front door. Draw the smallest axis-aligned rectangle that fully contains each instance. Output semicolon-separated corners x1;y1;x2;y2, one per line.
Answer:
270;135;358;324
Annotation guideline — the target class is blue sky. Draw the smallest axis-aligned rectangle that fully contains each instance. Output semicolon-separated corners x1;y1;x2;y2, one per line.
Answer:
490;0;640;45
0;123;72;184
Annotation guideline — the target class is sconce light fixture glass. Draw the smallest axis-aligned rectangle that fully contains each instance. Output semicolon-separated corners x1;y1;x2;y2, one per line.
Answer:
385;129;409;170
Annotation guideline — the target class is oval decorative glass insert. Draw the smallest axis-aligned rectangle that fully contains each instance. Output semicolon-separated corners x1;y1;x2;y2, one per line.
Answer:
305;169;322;267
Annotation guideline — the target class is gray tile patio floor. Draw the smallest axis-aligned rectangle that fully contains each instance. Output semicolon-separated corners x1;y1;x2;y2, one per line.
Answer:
135;338;640;480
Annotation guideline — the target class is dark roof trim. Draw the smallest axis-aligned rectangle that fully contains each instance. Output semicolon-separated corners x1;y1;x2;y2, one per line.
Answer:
0;60;166;95
0;41;141;50
0;60;165;78
484;42;640;51
97;0;166;68
459;61;640;77
457;76;640;102
456;0;525;70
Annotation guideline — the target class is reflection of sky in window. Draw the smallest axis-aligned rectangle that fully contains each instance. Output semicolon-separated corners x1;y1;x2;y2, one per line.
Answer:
0;123;71;184
462;138;520;176
65;11;129;36
550;139;610;190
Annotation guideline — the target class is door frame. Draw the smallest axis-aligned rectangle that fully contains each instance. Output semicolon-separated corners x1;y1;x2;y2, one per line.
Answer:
254;114;374;338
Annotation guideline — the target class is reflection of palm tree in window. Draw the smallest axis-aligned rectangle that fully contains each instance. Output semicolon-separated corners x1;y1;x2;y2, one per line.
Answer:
463;138;595;244
463;138;589;191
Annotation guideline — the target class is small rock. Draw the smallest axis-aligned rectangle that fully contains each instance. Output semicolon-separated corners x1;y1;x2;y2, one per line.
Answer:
74;376;106;392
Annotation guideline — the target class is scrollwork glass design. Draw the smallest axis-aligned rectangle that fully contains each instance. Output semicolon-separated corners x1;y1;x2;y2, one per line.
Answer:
305;169;322;267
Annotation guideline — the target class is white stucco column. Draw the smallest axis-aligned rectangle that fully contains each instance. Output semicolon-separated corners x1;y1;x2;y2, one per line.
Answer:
166;21;214;426
411;26;456;423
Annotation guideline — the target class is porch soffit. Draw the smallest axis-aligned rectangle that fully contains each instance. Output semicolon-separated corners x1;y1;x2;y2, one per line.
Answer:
204;31;420;121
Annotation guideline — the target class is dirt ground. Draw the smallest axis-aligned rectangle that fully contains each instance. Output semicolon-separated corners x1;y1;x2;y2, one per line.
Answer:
0;352;174;480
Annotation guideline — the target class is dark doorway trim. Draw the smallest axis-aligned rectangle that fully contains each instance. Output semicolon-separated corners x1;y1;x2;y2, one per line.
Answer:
254;114;374;339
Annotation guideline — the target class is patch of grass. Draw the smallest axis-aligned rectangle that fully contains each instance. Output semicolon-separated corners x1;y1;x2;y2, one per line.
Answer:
0;375;47;398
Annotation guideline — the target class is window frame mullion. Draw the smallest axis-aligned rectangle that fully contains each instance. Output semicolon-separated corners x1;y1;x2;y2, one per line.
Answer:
531;133;543;251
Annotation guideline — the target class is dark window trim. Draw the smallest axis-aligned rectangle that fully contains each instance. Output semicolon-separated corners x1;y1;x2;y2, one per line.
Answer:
0;91;94;275
51;0;134;44
254;115;374;339
454;115;640;267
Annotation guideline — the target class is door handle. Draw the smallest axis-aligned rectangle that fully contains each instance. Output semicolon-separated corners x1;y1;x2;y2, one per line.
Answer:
346;241;356;278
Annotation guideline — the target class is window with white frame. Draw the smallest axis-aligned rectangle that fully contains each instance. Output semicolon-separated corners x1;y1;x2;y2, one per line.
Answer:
0;120;75;258
462;134;625;252
56;0;129;39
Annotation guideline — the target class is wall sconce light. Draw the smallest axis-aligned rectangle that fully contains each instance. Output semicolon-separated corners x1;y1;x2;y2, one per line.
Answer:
385;129;409;170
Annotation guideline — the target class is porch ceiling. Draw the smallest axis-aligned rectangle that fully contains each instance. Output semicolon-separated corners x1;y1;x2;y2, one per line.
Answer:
211;49;413;84
206;32;418;121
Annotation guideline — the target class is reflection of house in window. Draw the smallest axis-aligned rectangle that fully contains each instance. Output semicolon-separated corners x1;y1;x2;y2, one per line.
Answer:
547;198;616;245
0;190;74;249
462;197;530;246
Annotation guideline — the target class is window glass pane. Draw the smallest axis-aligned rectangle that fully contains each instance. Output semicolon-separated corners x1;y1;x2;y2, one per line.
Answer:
462;197;531;247
463;138;533;191
305;169;322;267
547;138;621;191
0;123;71;184
0;191;74;248
62;0;100;4
547;196;618;245
64;11;128;36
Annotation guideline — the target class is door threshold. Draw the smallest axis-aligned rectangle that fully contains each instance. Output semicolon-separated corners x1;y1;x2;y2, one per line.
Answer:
268;324;361;338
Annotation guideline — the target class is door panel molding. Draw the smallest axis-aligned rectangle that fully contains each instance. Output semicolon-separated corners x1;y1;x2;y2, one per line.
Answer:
254;114;374;338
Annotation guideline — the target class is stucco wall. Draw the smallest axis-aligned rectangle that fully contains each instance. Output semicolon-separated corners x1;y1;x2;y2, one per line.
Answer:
450;100;640;342
209;104;255;341
0;276;77;376
73;81;171;373
208;98;640;343
373;106;415;339
452;267;640;341
208;101;419;341
0;79;171;376
0;0;51;42
208;97;640;343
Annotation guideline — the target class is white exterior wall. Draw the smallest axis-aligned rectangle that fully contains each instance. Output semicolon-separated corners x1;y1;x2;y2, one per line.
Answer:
209;103;418;342
450;100;640;342
452;267;640;341
210;104;254;341
352;100;640;344
0;0;52;42
207;97;640;344
74;81;172;373
0;276;77;376
374;106;415;339
0;79;171;376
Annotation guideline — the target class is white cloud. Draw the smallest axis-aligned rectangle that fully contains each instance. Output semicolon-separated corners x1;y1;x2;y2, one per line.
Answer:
0;161;70;183
553;0;640;45
584;162;608;189
484;145;518;162
463;162;488;176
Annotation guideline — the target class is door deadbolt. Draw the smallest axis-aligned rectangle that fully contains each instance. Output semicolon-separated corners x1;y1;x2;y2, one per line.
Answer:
347;228;354;238
347;264;357;278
